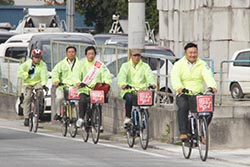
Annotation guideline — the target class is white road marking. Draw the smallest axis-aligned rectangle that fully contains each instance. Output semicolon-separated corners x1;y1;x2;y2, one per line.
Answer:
0;125;170;158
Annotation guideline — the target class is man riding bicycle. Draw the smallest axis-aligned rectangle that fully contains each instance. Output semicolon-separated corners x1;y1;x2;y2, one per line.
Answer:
171;42;217;141
117;48;156;126
76;46;112;131
52;46;82;121
17;49;48;126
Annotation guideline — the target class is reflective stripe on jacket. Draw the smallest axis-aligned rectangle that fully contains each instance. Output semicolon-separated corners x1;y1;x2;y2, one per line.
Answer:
17;59;48;86
171;56;217;95
117;59;156;98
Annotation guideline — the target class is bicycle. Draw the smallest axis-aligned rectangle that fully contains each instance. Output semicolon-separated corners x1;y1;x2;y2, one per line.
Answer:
28;86;48;133
124;85;154;150
80;84;104;144
181;88;214;161
59;83;79;138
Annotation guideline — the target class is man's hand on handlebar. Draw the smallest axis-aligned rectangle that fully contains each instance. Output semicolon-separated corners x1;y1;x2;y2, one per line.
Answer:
148;84;156;89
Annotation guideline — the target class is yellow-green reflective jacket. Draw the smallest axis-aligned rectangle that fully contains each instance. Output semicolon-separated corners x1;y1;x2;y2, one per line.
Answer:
17;59;48;86
171;56;217;95
51;57;81;88
117;59;156;98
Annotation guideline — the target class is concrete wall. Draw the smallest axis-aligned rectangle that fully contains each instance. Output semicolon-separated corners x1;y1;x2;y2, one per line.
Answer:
0;93;18;119
157;0;250;95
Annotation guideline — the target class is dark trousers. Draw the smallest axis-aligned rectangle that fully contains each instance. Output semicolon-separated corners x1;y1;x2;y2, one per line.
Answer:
79;93;89;119
123;93;137;118
176;94;213;134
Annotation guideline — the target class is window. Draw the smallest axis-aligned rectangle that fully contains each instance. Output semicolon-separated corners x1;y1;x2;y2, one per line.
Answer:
234;51;250;67
106;57;128;77
5;47;27;62
141;57;164;70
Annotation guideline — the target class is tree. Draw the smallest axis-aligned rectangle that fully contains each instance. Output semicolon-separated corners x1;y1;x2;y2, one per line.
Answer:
75;0;158;34
0;0;14;5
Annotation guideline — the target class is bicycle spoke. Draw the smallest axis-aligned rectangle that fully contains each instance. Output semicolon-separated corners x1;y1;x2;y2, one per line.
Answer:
91;105;101;144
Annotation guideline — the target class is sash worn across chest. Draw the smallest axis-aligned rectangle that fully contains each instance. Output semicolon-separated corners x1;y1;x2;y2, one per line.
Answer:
82;61;103;84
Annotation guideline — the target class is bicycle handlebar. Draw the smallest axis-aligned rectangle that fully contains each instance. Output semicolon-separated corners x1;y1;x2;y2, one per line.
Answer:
181;87;214;95
125;84;155;91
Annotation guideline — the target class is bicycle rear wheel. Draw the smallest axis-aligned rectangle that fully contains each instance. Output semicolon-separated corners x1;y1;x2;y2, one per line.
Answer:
82;111;89;142
182;139;193;159
91;104;101;144
126;125;135;148
197;117;209;161
29;112;33;132
61;104;68;137
139;109;149;150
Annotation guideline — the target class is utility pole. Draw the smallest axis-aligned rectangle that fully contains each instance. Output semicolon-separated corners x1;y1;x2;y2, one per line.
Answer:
128;0;145;49
66;0;75;32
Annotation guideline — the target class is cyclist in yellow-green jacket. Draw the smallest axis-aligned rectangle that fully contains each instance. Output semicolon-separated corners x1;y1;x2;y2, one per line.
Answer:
18;49;48;126
52;46;81;120
171;42;217;141
118;49;156;126
76;46;112;131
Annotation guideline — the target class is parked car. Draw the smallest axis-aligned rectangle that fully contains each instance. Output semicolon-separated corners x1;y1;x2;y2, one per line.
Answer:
228;48;250;99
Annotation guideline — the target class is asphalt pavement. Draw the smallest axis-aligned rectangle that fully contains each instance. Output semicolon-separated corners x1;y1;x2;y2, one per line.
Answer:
1;118;249;166
39;121;250;166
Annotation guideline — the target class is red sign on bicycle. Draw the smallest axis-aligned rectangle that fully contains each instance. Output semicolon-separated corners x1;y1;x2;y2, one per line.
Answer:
68;87;80;100
196;95;213;112
90;90;104;104
137;90;153;106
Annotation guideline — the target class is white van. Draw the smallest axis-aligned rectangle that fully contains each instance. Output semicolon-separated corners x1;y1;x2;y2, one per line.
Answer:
228;48;250;99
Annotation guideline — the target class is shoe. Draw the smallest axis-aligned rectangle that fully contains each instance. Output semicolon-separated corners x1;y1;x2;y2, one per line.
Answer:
54;113;61;121
123;117;131;125
24;118;29;126
76;118;84;128
100;126;104;133
201;136;206;145
180;134;188;141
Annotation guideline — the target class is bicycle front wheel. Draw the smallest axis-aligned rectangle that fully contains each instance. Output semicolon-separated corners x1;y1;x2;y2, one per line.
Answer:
197;116;209;161
91;104;101;144
69;104;77;138
139;109;149;150
33;99;40;133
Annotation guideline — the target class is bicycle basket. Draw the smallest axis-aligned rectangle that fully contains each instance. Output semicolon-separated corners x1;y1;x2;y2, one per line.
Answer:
68;87;80;100
137;90;154;106
90;90;105;104
189;95;214;113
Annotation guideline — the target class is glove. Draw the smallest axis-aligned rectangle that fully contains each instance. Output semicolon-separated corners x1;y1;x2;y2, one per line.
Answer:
80;83;87;88
28;67;35;75
43;85;49;92
125;85;132;89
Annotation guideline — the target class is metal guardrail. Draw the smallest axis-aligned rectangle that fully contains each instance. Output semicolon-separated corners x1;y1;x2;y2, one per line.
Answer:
219;60;250;105
0;57;23;95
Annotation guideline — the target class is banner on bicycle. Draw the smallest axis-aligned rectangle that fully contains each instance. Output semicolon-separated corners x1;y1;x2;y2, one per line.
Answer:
90;90;105;104
196;95;214;112
68;87;80;100
137;90;154;106
189;95;214;113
